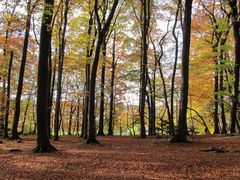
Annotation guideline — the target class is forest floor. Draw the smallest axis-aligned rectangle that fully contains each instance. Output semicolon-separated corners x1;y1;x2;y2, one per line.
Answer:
0;135;240;179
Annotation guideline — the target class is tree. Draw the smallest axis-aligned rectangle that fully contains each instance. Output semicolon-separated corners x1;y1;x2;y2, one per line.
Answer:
87;0;119;144
54;0;70;141
170;0;181;136
4;51;13;138
11;0;38;140
139;0;151;138
34;0;56;153
108;29;117;136
171;0;193;143
229;0;240;134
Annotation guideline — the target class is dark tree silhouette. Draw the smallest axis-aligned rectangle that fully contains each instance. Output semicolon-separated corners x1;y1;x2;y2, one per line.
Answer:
229;0;240;134
171;0;193;143
139;0;151;138
54;0;69;141
11;0;37;140
87;0;119;144
34;0;56;153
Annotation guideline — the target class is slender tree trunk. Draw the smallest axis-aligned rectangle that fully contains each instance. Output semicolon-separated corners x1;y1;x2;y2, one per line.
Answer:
4;51;13;138
0;80;6;130
219;44;227;134
0;1;18;131
68;102;76;135
54;0;69;140
87;0;119;144
47;48;57;137
213;56;220;134
229;0;240;134
34;0;56;153
146;70;155;135
171;0;193;143
98;41;107;136
20;86;33;135
170;0;181;135
108;30;117;136
76;97;80;136
157;59;172;135
11;0;33;139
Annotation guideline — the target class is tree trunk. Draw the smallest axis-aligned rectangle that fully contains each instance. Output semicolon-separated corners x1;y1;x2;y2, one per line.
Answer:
83;9;95;139
171;0;193;143
34;0;56;153
47;48;57;137
76;97;80;136
108;30;117;136
170;0;181;135
219;43;227;134
4;51;13;138
229;0;240;134
87;0;119;144
213;56;220;134
139;0;150;138
11;0;33;139
98;41;107;136
20;82;34;135
54;0;69;140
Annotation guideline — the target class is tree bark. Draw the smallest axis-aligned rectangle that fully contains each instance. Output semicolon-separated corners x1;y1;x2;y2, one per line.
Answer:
54;0;69;140
11;0;33;139
108;30;117;136
98;41;107;136
171;0;193;143
229;0;240;134
139;0;150;138
4;51;13;138
34;0;56;153
87;0;119;144
170;0;181;136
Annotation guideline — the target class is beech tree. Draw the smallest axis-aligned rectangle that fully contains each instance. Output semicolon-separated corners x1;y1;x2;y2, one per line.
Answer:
171;0;193;142
11;0;38;140
87;0;119;144
34;0;56;152
54;0;70;141
229;0;240;134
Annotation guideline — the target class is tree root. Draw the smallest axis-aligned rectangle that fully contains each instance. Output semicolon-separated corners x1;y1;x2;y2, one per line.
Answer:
33;144;57;153
86;138;100;145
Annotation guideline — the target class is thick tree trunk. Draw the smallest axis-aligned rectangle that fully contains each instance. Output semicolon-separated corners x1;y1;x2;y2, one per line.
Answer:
146;70;155;136
229;0;240;134
83;10;95;139
171;0;193;143
213;57;220;134
139;0;150;138
34;0;56;153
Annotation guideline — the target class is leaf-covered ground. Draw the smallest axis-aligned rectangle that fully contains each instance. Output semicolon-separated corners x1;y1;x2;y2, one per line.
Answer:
0;135;240;179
